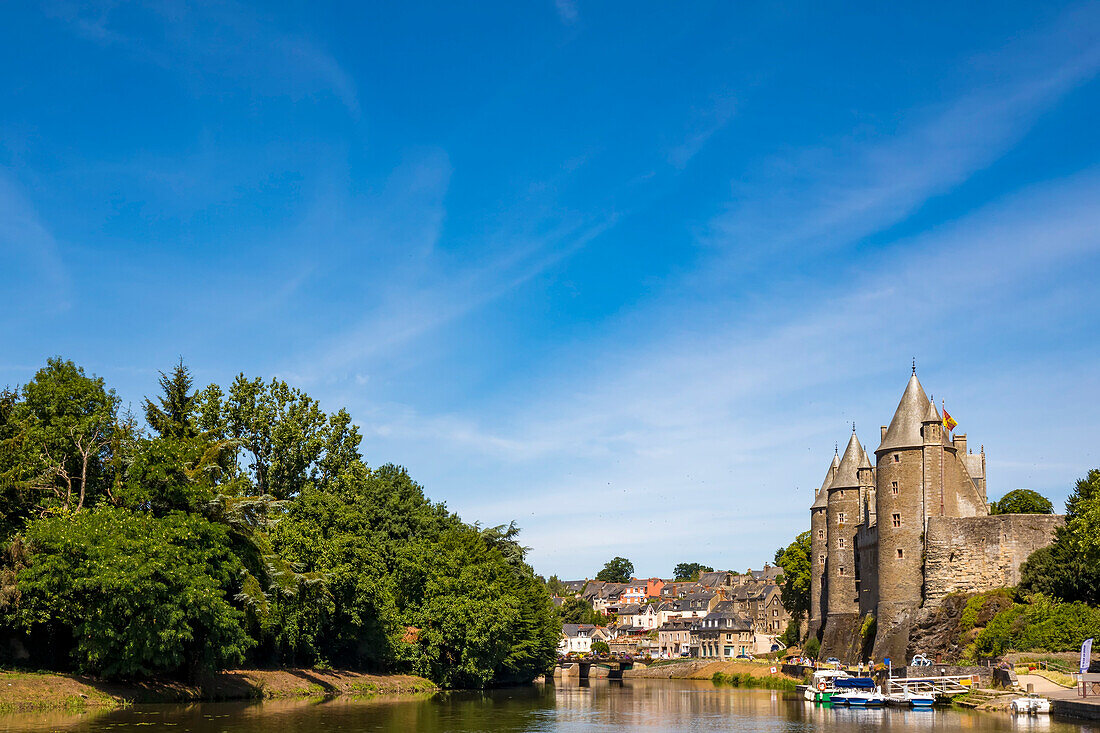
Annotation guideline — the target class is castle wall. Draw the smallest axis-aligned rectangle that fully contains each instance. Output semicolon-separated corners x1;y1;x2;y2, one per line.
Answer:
941;447;987;518
856;522;878;617
810;507;827;634
923;514;1064;604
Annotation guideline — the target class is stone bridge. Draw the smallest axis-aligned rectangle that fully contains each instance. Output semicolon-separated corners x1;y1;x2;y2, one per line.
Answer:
556;659;635;680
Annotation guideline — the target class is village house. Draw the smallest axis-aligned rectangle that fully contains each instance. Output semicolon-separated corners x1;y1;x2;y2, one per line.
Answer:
690;601;754;659
559;624;605;655
657;618;694;658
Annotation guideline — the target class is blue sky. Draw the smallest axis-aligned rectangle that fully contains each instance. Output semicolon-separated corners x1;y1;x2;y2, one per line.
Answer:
2;2;1099;579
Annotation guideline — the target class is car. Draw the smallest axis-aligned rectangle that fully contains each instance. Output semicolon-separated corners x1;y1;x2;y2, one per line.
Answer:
825;657;841;666
735;654;754;660
910;654;932;666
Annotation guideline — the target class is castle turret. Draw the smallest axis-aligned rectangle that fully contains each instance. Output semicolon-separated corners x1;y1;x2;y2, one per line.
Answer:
821;431;865;661
872;371;931;662
809;451;839;637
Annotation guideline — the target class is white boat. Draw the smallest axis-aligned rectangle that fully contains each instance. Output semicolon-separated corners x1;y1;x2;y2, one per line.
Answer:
833;689;886;707
803;670;851;702
886;691;935;708
1010;695;1051;715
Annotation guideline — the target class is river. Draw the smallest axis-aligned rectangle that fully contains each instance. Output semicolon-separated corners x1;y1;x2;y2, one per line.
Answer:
2;679;1095;732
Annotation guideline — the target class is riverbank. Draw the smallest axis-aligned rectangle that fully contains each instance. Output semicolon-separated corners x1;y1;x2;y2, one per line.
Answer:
623;659;801;688
0;668;436;711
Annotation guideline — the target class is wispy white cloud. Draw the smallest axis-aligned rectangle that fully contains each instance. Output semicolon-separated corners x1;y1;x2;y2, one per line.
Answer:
44;0;360;114
0;171;71;314
706;7;1100;259
365;167;1100;576
667;92;737;169
554;0;578;25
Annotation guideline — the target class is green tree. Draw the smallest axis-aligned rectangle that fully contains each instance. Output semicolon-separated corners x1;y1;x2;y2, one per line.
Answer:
143;359;199;440
991;489;1054;515
596;557;634;583
673;562;714;581
1020;469;1100;605
774;531;812;625
592;640;610;655
559;597;607;625
15;358;119;514
16;507;252;679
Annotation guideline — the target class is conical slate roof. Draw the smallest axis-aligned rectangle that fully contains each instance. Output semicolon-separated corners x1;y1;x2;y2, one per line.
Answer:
922;398;941;423
831;432;864;489
811;453;839;509
859;447;873;470
878;374;930;452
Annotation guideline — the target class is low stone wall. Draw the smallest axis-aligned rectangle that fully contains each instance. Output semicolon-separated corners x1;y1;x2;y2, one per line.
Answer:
923;514;1063;604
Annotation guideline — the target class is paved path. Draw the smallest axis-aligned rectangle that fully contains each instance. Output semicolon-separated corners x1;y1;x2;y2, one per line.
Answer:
1016;673;1073;697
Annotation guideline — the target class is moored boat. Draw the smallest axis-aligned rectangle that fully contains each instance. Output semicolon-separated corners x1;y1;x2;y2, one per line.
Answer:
804;670;851;702
830;677;883;707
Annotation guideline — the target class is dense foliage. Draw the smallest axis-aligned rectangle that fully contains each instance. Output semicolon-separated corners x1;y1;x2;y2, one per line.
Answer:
595;557;634;583
0;358;558;686
558;598;609;625
1019;469;1100;605
673;562;713;581
773;531;811;628
991;489;1054;515
968;594;1100;659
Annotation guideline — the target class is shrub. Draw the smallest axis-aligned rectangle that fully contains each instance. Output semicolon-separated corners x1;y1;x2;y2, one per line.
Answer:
804;637;820;658
16;507;252;678
968;594;1100;659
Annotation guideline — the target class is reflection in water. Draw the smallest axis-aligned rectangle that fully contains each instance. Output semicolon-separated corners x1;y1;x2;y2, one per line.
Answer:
1;680;1094;733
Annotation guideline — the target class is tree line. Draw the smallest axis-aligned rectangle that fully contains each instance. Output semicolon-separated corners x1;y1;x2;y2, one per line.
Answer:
0;358;558;687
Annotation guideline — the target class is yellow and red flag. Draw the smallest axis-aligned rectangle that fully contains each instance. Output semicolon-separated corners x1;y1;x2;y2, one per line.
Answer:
943;408;958;432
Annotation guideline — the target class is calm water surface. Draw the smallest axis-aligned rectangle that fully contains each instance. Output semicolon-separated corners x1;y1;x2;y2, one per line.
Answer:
3;680;1098;732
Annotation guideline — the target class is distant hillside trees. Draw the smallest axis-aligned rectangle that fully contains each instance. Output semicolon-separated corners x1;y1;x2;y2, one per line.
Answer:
673;563;714;581
596;557;634;583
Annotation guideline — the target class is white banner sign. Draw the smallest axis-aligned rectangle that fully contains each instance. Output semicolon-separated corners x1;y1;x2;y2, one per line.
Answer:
1082;637;1094;674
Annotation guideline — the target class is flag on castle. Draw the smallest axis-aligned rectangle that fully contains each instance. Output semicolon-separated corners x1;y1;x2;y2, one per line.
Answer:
943;407;957;432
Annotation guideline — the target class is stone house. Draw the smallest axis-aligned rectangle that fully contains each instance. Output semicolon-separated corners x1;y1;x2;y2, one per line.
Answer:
690;602;754;659
657;619;694;658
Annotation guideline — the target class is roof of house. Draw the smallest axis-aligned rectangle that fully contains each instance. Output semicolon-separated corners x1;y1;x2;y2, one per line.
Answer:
561;623;601;637
697;571;729;587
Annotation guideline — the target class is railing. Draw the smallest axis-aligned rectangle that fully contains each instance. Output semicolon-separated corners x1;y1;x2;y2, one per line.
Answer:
887;675;976;696
1077;672;1100;698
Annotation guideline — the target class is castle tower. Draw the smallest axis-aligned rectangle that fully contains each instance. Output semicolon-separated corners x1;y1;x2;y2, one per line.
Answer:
821;431;864;661
871;371;932;663
809;451;839;637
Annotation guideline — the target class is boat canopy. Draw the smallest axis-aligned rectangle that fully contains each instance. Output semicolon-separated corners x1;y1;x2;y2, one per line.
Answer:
833;677;876;689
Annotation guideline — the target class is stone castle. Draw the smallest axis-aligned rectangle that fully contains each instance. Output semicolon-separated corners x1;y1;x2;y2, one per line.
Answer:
809;368;1063;664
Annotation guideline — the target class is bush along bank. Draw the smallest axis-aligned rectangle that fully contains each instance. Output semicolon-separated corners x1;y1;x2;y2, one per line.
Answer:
710;670;798;691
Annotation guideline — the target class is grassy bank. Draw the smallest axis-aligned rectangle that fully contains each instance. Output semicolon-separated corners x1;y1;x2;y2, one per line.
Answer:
0;669;437;712
710;670;798;691
624;659;801;688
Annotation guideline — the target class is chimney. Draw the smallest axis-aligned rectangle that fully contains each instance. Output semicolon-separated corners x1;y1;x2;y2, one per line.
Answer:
880;425;888;442
953;433;967;454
